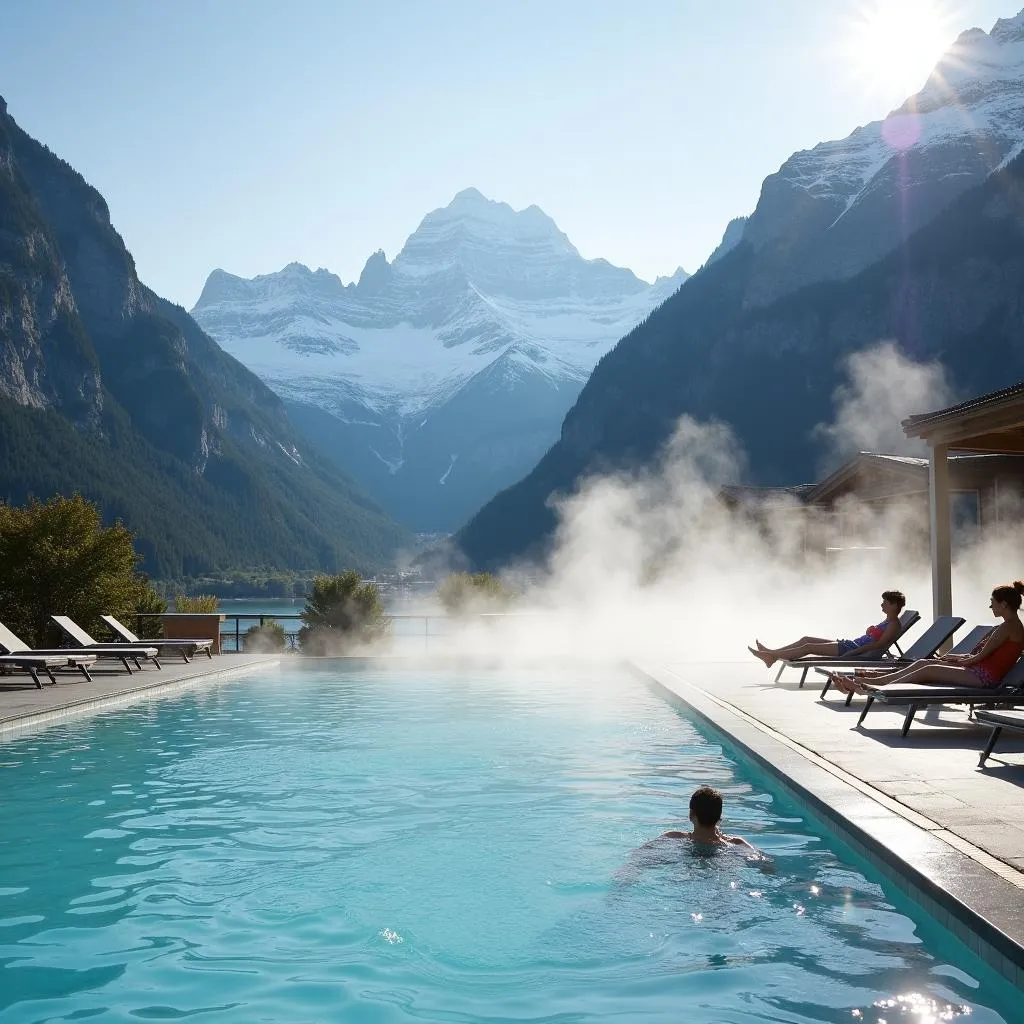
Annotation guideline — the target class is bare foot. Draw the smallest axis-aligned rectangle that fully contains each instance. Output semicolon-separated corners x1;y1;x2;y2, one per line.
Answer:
748;646;775;668
829;672;854;695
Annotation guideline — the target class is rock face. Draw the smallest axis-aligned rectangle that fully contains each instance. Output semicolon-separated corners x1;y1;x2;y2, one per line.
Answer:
737;15;1024;306
0;97;406;577
191;188;688;531
455;11;1024;569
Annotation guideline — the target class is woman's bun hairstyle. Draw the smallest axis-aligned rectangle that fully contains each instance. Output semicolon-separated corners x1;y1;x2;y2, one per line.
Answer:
991;582;1024;610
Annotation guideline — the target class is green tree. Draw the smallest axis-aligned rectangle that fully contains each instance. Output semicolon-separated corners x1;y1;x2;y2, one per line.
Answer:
0;494;150;648
298;571;388;655
132;582;168;640
437;572;516;615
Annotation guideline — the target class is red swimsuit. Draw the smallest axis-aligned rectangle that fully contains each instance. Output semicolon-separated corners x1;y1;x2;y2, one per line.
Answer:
971;639;1024;688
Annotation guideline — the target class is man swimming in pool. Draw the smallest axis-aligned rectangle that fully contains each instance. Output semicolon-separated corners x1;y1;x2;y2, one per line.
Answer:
654;785;755;849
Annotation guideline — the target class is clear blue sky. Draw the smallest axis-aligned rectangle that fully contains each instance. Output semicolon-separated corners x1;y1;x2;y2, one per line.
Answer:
0;0;1014;306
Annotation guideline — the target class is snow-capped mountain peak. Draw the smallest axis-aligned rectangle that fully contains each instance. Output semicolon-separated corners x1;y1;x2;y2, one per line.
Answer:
990;9;1024;43
737;7;1024;304
191;190;689;530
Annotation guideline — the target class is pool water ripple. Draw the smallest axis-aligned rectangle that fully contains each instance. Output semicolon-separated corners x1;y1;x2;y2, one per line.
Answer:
0;667;1016;1022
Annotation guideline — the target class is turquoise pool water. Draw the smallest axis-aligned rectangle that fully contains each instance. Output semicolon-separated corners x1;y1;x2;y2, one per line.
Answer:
0;667;1015;1022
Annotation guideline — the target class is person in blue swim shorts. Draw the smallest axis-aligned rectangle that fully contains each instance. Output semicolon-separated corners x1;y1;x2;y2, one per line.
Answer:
748;590;906;669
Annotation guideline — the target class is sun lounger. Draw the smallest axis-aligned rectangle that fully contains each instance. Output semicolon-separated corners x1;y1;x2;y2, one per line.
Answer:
0;653;96;688
817;618;979;704
101;614;213;662
773;609;921;686
0;622;99;681
975;708;1024;767
50;616;162;673
856;656;1024;737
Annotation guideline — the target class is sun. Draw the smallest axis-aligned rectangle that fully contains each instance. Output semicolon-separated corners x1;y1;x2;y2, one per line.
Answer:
845;0;959;99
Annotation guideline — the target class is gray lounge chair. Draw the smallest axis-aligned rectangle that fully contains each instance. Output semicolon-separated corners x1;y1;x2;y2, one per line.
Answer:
49;616;162;673
0;622;99;681
856;656;1024;737
816;618;977;704
773;609;921;686
101;614;213;662
0;653;96;689
975;708;1024;767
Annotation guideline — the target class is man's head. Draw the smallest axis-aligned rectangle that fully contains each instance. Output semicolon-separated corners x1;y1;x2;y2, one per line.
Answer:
688;785;723;828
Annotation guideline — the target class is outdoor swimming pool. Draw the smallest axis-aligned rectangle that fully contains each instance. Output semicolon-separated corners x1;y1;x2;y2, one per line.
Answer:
0;667;1016;1022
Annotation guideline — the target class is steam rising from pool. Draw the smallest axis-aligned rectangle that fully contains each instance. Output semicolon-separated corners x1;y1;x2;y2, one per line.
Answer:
381;342;1018;664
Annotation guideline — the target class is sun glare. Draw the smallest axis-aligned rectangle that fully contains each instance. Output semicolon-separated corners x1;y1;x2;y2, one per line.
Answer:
846;0;958;99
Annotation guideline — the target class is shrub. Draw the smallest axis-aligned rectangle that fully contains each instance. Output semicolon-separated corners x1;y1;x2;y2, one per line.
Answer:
437;572;516;615
0;493;151;648
175;594;219;613
298;570;388;655
132;583;168;640
243;621;287;652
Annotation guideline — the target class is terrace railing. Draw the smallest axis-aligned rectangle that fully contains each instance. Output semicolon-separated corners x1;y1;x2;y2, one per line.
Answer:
137;612;454;652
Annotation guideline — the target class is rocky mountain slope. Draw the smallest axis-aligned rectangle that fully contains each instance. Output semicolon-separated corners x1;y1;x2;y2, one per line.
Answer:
0;96;406;578
456;10;1024;568
192;189;687;531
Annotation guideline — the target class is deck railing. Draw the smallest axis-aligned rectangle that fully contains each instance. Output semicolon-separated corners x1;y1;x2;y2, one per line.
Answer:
137;612;453;653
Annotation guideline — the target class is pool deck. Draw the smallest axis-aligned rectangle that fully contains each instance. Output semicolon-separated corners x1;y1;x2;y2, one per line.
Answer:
641;659;1024;986
0;652;281;737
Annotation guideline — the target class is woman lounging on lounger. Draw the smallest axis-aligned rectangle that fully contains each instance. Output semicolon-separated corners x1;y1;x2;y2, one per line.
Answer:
749;591;905;669
829;581;1024;695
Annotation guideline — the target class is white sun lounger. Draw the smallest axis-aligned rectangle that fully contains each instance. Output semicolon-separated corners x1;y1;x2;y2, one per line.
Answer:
101;614;213;662
0;653;96;688
49;616;162;673
0;622;98;681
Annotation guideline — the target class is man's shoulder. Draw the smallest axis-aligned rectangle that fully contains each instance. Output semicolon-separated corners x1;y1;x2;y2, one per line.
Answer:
660;830;691;839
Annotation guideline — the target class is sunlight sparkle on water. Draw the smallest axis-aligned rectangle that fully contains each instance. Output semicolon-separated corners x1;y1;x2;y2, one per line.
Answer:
853;992;974;1022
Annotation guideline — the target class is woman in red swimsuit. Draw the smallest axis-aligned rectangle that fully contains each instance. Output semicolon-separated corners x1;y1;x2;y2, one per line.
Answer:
749;591;906;668
831;581;1024;694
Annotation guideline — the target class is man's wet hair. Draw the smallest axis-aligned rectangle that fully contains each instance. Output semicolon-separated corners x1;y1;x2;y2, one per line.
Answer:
689;785;723;827
881;590;906;609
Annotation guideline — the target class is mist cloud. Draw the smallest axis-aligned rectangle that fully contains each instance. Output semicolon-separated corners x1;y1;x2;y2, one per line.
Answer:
814;342;955;472
404;343;1007;665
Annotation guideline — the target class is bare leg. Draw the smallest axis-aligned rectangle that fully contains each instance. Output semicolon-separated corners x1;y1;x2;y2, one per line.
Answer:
751;637;840;668
848;660;983;692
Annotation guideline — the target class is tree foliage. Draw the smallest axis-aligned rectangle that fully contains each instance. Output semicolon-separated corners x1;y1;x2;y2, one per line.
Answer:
244;621;287;652
133;582;168;640
437;572;516;615
298;571;388;655
0;493;152;648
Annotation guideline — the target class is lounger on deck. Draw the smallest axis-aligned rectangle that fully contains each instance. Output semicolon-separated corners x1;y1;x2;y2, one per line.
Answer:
0;653;96;689
773;610;921;686
0;622;98;681
101;614;213;662
975;708;1024;766
50;616;162;672
816;619;980;705
855;657;1024;737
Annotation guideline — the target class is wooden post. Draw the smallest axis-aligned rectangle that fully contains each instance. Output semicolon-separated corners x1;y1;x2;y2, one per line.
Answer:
929;443;952;618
